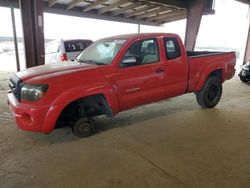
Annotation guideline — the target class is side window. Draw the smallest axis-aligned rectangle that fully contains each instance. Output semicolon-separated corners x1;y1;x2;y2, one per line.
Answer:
164;37;181;60
64;41;86;52
120;38;159;68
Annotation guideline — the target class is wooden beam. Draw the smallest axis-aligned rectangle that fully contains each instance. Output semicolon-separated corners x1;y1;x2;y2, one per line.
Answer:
147;9;182;21
82;0;108;12
67;0;84;10
136;7;171;19
156;14;186;24
155;11;186;22
124;5;158;18
44;5;161;26
98;0;128;14
147;10;173;21
156;11;187;23
111;2;143;16
144;0;187;9
48;0;58;7
167;14;187;22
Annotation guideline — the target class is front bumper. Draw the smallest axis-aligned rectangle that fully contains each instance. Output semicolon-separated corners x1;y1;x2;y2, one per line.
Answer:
7;92;65;133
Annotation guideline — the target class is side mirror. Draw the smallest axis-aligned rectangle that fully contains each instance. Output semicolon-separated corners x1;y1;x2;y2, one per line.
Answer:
122;56;137;64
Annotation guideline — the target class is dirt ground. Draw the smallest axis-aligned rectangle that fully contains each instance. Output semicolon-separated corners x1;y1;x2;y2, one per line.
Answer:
0;72;250;188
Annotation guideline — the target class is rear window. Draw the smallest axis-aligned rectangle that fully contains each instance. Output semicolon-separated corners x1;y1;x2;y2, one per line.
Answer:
64;40;92;52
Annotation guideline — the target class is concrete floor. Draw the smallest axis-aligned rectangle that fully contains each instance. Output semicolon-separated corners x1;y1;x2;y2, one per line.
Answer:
0;72;250;188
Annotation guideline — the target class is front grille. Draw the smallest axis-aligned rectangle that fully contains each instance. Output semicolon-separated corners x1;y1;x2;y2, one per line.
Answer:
9;74;22;101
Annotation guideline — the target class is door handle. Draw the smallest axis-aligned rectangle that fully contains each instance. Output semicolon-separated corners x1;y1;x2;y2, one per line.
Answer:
155;68;165;73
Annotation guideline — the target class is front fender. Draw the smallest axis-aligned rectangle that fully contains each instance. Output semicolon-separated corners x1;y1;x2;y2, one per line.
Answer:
52;82;120;115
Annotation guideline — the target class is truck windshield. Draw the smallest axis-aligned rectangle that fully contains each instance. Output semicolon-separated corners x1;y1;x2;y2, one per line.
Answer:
76;38;126;65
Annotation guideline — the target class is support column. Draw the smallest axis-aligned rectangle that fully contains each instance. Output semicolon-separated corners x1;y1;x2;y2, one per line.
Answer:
185;0;206;51
138;23;141;34
19;0;45;68
10;7;20;71
243;20;250;64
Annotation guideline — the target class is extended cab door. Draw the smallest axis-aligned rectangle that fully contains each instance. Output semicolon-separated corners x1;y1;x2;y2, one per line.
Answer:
116;38;166;111
162;37;189;97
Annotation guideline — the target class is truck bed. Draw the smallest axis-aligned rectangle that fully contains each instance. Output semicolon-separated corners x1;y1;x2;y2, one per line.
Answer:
186;51;224;57
187;51;236;93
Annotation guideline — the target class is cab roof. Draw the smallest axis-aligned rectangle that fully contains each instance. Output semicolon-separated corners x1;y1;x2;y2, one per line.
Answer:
103;33;179;40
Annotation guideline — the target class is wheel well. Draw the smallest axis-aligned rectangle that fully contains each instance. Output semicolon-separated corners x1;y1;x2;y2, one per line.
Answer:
55;94;112;128
209;69;222;80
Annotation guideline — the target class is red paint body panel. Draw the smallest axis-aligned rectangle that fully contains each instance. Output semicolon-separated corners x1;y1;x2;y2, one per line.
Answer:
187;52;236;92
7;33;236;133
7;92;65;133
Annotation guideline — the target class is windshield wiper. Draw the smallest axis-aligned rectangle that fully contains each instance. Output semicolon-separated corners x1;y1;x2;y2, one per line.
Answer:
75;59;94;64
76;59;106;66
94;62;106;65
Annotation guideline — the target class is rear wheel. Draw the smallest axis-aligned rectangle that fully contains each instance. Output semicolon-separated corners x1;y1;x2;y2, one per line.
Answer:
72;117;95;137
240;75;248;83
196;76;222;108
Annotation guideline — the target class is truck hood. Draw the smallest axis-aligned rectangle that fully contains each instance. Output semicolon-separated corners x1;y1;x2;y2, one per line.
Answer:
16;61;95;81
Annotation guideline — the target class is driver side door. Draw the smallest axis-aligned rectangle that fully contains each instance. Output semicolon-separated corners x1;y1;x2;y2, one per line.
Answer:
115;38;166;111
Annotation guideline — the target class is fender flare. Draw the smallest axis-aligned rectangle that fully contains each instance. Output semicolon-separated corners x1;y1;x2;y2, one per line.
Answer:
52;82;120;115
194;65;225;92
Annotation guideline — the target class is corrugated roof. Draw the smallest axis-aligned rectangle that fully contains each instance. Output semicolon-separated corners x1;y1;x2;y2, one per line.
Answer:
0;0;188;25
45;0;187;25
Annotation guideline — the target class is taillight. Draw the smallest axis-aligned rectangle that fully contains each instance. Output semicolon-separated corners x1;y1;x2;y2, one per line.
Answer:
60;53;68;61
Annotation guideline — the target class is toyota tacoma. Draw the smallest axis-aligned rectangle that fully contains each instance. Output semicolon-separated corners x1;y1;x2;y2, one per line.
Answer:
7;33;236;137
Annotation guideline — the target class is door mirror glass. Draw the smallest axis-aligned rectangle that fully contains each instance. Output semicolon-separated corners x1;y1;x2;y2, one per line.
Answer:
120;55;137;68
122;56;137;64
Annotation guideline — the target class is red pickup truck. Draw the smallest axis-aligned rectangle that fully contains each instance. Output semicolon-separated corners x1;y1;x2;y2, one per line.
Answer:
7;33;236;137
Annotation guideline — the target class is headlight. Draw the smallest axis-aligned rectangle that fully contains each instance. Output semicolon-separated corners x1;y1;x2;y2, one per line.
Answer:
21;83;49;102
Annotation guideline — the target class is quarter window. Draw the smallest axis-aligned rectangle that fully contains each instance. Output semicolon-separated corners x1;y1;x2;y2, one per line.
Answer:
164;37;181;60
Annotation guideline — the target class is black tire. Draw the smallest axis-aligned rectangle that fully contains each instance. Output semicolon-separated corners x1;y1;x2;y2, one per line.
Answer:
240;75;248;83
72;118;95;138
196;76;222;108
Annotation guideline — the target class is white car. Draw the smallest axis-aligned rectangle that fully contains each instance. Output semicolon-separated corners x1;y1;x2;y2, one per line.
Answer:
45;39;93;64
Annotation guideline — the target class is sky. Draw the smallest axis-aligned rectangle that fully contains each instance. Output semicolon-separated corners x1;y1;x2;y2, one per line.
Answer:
196;0;249;48
0;0;249;49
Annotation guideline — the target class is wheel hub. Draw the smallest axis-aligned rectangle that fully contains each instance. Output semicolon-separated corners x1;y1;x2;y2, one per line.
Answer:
208;85;218;101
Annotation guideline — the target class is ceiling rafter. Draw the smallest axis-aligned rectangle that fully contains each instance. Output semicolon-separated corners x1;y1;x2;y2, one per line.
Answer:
147;9;179;21
111;2;143;16
124;5;158;18
67;0;84;10
82;0;108;12
48;0;58;7
0;0;189;25
153;10;187;22
158;13;187;23
142;0;187;9
98;0;128;14
136;6;171;19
